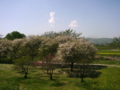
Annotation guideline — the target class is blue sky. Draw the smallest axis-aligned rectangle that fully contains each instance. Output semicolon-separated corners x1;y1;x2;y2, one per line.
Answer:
0;0;120;38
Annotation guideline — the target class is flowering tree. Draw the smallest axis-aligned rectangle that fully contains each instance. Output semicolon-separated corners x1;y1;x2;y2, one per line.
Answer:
38;37;60;80
41;54;58;80
8;39;24;62
58;37;97;82
23;35;42;61
0;39;12;63
14;35;42;78
57;38;97;72
39;37;59;58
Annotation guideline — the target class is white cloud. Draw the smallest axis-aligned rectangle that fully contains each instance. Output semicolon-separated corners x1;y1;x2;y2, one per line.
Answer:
48;12;55;23
69;20;78;27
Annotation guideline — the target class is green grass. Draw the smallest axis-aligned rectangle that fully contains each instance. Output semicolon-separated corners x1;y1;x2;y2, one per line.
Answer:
0;64;120;90
90;60;120;65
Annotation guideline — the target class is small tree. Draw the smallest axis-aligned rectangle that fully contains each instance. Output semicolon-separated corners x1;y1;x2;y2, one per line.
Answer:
38;37;59;80
14;56;31;78
41;54;58;80
13;39;30;78
13;36;42;78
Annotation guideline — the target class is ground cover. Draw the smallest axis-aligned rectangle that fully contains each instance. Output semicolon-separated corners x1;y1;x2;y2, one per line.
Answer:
0;64;120;90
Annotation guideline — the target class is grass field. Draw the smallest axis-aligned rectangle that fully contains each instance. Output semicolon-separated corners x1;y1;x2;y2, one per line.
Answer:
97;50;120;59
0;64;120;90
90;59;120;65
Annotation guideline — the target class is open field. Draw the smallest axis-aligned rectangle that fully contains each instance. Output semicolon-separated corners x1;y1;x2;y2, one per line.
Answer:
97;50;120;55
0;64;120;90
90;59;120;65
97;50;120;60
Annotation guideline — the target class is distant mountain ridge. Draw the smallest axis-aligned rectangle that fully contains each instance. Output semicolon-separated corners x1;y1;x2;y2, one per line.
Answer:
86;38;113;44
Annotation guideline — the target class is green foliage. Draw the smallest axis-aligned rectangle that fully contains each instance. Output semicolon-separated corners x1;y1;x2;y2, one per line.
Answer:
5;31;26;40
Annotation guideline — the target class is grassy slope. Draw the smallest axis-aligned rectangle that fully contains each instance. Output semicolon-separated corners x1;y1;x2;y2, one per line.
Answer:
0;64;120;90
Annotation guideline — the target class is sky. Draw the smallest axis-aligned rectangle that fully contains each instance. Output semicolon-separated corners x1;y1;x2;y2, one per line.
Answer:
0;0;120;38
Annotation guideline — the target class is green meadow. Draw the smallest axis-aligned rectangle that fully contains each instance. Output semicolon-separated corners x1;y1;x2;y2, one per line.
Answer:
0;64;120;90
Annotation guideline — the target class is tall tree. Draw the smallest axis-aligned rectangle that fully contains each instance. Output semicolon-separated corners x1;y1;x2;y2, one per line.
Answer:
5;31;26;40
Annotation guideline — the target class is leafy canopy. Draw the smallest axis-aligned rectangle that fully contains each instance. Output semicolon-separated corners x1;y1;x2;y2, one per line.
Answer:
5;31;26;40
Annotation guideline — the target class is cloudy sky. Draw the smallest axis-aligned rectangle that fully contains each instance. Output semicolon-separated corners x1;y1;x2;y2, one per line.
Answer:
0;0;120;38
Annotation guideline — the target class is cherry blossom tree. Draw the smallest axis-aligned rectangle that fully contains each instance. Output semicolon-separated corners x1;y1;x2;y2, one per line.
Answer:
39;37;59;58
0;39;12;63
57;38;97;72
14;35;42;78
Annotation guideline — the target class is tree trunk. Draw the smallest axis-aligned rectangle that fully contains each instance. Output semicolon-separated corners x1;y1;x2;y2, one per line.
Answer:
71;62;74;72
81;66;84;82
81;74;84;82
24;66;28;78
24;72;28;78
50;73;53;80
47;70;48;74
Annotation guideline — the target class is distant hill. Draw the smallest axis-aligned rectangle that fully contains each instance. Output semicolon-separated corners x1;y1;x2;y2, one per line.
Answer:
86;38;113;44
